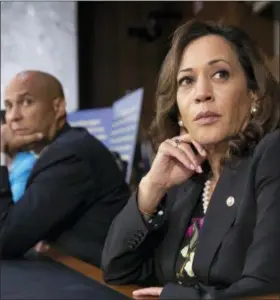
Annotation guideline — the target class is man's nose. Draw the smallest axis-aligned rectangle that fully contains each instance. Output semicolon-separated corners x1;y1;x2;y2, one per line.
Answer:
7;106;22;122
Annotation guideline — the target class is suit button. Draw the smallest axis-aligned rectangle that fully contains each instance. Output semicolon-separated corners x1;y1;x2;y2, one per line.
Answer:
133;233;142;241
137;229;144;237
128;239;137;249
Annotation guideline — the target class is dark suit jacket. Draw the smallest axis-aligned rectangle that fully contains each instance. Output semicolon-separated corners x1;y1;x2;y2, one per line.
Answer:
102;129;280;299
0;123;130;266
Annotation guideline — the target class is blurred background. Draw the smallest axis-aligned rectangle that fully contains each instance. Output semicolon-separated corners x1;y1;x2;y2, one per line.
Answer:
1;1;279;186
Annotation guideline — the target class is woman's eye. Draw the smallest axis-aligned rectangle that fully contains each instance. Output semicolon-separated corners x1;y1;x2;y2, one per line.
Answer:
178;77;194;86
213;70;230;80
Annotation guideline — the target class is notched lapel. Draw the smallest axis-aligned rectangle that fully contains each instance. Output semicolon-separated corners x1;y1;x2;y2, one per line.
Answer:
193;158;251;284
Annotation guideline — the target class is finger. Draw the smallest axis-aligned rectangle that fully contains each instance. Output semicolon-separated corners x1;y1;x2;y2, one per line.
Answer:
167;139;203;173
161;140;195;170
176;142;203;173
133;287;162;297
22;132;43;141
175;133;192;142
34;242;42;252
175;135;207;157
191;140;207;157
14;133;43;146
34;241;50;253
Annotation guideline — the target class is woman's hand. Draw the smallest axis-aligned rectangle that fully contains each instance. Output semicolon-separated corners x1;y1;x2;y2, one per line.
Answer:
138;134;206;214
133;287;163;299
34;241;50;253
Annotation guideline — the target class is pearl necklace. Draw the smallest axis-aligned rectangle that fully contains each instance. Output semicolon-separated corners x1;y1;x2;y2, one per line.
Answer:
202;179;212;214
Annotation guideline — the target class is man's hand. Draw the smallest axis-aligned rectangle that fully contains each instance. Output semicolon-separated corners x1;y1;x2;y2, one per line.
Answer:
0;124;43;156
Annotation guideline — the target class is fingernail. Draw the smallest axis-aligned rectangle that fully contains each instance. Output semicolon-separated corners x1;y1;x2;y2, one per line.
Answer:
201;150;207;156
190;164;195;170
37;133;43;139
197;166;203;173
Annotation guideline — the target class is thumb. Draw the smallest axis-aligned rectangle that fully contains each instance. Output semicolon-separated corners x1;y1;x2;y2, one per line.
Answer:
133;287;163;298
34;241;50;253
15;132;44;145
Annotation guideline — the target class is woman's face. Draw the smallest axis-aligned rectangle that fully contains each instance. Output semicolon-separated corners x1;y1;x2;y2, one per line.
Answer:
176;34;253;145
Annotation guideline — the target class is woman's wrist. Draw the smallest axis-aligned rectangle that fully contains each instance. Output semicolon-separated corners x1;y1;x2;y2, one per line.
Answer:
138;175;167;214
139;206;157;217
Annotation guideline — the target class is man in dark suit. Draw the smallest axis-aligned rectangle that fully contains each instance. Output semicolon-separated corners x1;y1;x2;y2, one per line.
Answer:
0;70;130;266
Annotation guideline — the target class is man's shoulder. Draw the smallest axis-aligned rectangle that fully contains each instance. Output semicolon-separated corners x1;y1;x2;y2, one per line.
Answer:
57;126;98;145
51;127;101;152
42;126;111;164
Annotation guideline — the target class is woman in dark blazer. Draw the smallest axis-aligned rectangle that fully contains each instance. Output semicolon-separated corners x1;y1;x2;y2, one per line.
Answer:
102;20;280;299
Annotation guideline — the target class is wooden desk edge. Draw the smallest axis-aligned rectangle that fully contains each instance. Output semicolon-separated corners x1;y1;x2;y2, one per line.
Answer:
44;247;141;299
44;248;280;300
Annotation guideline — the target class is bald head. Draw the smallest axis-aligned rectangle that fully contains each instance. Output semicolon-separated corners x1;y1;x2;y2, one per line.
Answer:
4;70;67;145
7;70;65;101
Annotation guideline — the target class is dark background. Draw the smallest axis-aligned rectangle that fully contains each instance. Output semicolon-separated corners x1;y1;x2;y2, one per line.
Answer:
77;1;279;136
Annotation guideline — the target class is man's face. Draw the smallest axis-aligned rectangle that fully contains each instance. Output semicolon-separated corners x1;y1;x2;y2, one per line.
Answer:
4;74;58;141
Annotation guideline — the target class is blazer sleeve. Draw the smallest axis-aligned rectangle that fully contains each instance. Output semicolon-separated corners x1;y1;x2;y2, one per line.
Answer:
0;147;94;259
0;166;13;216
102;191;168;285
161;133;280;299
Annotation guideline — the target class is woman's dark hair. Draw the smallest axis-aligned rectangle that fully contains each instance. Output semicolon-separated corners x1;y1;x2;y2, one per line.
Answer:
149;20;280;160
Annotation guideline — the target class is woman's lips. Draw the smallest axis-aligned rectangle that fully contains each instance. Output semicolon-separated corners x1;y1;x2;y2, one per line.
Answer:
195;115;221;125
194;111;221;125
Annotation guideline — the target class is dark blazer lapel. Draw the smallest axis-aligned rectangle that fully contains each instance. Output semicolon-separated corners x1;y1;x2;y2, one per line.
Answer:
159;174;205;282
193;157;251;284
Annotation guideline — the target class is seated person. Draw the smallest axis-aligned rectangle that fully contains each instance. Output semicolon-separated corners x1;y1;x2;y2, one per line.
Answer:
9;151;36;202
0;70;130;266
101;20;280;299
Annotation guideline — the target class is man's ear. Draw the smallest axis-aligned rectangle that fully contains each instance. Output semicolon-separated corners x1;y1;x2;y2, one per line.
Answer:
53;97;66;120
